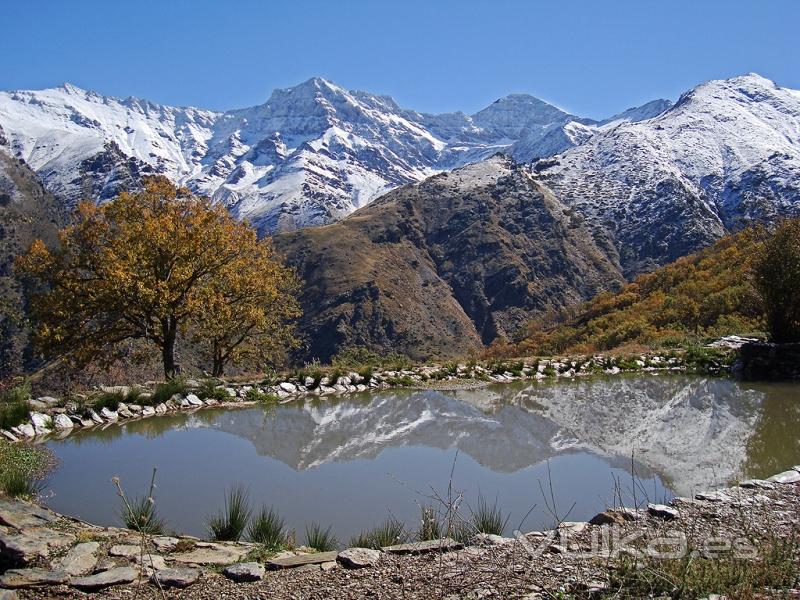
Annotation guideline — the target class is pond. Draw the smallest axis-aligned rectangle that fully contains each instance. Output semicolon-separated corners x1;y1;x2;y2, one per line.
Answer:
41;374;800;544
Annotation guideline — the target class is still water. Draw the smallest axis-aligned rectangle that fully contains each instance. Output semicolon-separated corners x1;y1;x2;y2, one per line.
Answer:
42;375;800;542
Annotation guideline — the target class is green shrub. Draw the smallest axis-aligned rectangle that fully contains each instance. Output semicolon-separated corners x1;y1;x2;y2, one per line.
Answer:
208;485;251;541
419;506;441;541
122;496;165;535
348;518;405;549
152;379;187;405
196;379;228;402
92;391;124;412
542;367;556;377
304;522;338;552
246;388;279;404
248;506;287;550
386;375;414;387
1;470;45;499
0;383;32;430
470;495;506;535
0;440;51;499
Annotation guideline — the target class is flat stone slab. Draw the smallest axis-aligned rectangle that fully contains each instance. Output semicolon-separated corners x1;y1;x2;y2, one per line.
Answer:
0;589;19;600
170;543;249;565
223;561;265;582
337;547;381;568
267;551;338;570
71;566;137;590
738;479;775;490
767;470;800;484
151;567;200;588
0;498;58;530
108;544;140;557
151;536;180;552
53;541;99;576
0;526;75;563
648;503;679;520
0;568;69;588
382;538;462;555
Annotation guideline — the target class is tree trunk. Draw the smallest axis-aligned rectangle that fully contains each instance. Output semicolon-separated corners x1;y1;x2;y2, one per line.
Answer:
161;318;178;379
212;341;224;378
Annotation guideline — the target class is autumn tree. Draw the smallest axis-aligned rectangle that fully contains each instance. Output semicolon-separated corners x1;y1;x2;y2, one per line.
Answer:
16;176;300;378
752;218;800;343
192;232;301;377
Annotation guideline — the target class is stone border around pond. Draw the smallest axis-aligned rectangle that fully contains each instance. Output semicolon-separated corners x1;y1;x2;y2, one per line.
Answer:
1;353;700;446
0;467;798;596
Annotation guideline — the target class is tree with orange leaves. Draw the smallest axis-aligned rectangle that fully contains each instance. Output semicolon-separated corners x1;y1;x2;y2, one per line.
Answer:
16;176;300;378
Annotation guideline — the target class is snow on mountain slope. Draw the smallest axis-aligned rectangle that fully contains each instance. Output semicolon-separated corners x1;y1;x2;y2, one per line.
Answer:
0;78;667;233
533;74;800;275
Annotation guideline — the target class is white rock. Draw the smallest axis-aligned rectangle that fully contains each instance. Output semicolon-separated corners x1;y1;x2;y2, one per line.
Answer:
99;407;118;421
185;394;203;406
52;414;74;430
279;382;297;394
29;412;52;435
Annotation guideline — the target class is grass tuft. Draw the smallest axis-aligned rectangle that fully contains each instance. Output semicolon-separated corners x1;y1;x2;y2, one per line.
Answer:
304;521;338;552
152;379;187;405
419;506;441;541
248;505;288;550
122;496;165;535
348;518;405;549
208;484;251;541
470;495;506;535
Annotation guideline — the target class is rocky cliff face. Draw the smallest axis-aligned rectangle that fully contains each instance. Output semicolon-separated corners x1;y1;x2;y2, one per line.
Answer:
0;148;65;376
276;156;624;361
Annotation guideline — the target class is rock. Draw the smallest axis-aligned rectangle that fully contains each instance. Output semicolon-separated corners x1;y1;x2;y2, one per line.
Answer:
0;429;18;442
71;566;137;590
88;409;104;424
142;406;156;416
648;503;679;520
52;414;74;430
767;470;800;484
53;541;99;575
134;553;167;571
127;404;142;413
108;544;140;557
0;527;75;563
589;509;638;525
0;589;18;600
320;561;337;571
558;521;588;534
151;566;201;588
383;538;462;554
155;403;168;413
0;498;58;529
14;423;35;438
29;412;52;435
279;382;297;394
470;533;511;546
547;544;568;554
185;394;203;406
738;479;775;489
151;536;180;552
337;547;381;569
223;561;265;582
304;376;315;387
0;568;69;588
99;407;118;421
34;396;60;408
695;490;731;502
118;408;133;419
170;543;249;565
267;551;339;570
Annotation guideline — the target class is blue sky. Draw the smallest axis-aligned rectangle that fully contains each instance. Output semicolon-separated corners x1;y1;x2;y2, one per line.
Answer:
1;0;797;119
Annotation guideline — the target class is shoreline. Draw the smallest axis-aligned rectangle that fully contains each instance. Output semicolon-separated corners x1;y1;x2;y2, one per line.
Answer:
1;351;720;447
1;468;798;598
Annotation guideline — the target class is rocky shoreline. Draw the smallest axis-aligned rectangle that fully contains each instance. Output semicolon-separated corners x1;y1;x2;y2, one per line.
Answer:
1;353;702;446
0;467;798;598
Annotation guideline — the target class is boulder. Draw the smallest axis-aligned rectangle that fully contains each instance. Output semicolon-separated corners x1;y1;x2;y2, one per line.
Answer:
142;406;156;417
14;423;35;438
648;503;679;520
0;589;18;599
99;407;118;421
0;527;75;563
53;541;99;575
337;547;381;569
185;394;203;407
88;410;104;424
223;561;266;582
279;382;297;394
29;412;52;435
151;567;200;588
108;544;140;558
0;568;69;588
470;533;511;546
151;536;179;552
589;510;636;526
767;470;800;484
34;397;60;408
52;414;74;430
71;566;137;590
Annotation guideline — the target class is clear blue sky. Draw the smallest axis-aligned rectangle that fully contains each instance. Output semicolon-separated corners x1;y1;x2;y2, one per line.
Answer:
1;0;797;119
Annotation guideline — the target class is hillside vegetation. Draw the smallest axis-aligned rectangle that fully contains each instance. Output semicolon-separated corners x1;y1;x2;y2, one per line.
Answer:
511;228;767;356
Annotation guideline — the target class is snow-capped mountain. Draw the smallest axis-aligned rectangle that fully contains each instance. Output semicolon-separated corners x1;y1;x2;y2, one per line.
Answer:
0;78;668;232
534;74;800;275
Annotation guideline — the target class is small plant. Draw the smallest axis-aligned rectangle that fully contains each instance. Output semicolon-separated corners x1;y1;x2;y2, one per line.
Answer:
246;388;279;404
152;379;187;405
0;381;32;429
208;484;252;541
124;386;143;404
542;367;557;377
419;506;441;541
197;380;230;402
92;391;125;412
0;470;45;499
348;518;405;549
122;495;165;535
470;495;506;535
248;505;287;550
304;521;338;552
386;375;414;387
